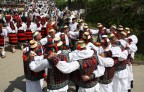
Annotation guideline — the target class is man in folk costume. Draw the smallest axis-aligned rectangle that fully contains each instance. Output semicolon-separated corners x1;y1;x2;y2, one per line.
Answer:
0;23;7;58
25;17;33;42
116;25;124;39
40;28;56;55
110;24;118;38
59;25;72;51
28;31;46;89
78;19;85;31
45;38;71;92
109;33;136;92
6;21;18;53
82;31;92;44
119;28;138;92
16;18;27;49
79;24;89;40
41;17;47;38
96;38;120;92
97;23;109;43
23;40;49;92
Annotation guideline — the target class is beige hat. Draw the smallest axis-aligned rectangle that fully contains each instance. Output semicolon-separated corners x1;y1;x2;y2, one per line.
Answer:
111;24;116;29
29;40;38;49
54;37;63;47
108;33;115;38
33;31;39;38
83;32;91;39
49;28;55;33
63;25;68;29
54;37;60;42
97;23;103;28
83;25;88;29
78;19;84;23
57;41;63;47
84;23;88;26
117;25;124;31
120;31;127;36
125;27;130;34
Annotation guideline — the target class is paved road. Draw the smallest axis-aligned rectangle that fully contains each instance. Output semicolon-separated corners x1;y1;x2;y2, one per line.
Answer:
0;48;144;92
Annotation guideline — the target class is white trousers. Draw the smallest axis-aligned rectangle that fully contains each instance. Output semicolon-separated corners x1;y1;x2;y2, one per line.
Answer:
126;64;133;89
113;69;128;92
26;79;42;92
47;85;68;92
78;83;100;92
40;78;44;88
99;82;113;92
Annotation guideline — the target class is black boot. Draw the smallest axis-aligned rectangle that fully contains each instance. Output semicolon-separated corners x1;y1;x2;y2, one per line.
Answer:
131;80;133;88
75;85;79;92
128;89;131;92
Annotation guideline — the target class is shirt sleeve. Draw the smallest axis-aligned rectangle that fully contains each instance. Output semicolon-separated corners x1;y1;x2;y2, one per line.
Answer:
40;37;48;46
56;61;80;74
29;56;49;72
97;55;114;67
118;50;128;61
93;65;105;77
86;42;99;51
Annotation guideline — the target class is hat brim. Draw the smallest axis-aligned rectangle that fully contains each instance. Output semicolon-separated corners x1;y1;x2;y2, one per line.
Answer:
30;42;38;49
57;41;63;47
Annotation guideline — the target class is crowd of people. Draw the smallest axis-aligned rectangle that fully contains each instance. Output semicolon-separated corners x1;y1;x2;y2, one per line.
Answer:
0;0;138;92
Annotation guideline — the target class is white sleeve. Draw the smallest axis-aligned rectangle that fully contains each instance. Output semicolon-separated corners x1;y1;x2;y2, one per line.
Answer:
86;42;99;51
29;56;49;72
40;37;48;46
118;50;128;61
56;61;80;74
97;55;114;67
93;65;105;77
129;43;137;54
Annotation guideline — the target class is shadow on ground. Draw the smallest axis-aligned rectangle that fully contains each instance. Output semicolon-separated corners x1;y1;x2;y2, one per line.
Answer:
4;75;26;92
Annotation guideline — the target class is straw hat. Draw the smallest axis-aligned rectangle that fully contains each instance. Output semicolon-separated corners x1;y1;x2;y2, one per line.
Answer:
111;24;116;29
125;27;130;34
117;25;124;31
120;31;127;36
83;32;91;39
49;28;55;33
63;25;68;29
108;33;115;39
33;31;39;38
97;23;103;28
29;40;38;49
54;37;63;47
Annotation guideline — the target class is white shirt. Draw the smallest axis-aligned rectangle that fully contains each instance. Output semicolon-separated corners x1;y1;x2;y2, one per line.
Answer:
69;22;78;31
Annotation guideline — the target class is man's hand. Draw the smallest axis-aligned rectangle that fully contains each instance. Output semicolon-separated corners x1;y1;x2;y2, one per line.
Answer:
82;75;90;81
48;52;57;59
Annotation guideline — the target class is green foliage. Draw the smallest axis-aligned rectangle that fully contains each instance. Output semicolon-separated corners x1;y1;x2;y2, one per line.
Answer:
54;0;67;9
85;0;144;55
135;53;144;62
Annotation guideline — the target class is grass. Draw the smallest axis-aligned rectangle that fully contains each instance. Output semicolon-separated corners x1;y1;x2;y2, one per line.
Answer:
134;53;144;62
